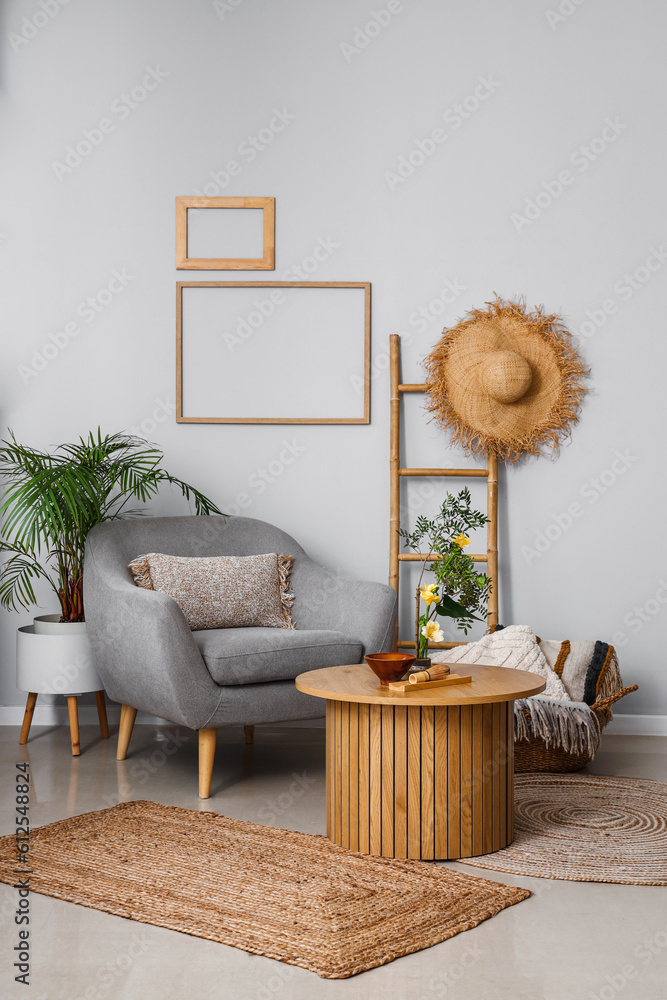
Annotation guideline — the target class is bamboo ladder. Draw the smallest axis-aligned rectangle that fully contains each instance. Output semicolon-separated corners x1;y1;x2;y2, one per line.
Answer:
389;334;498;652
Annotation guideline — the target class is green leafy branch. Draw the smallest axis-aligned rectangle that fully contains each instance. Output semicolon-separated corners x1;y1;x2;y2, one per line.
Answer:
399;488;491;655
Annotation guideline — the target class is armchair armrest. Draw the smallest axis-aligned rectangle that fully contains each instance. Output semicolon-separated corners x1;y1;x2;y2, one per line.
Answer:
293;563;397;655
84;548;222;730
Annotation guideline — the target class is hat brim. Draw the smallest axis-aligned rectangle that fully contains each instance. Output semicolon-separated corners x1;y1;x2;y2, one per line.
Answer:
424;298;590;464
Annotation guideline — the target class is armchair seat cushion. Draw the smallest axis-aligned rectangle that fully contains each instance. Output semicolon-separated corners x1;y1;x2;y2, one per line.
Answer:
193;627;363;685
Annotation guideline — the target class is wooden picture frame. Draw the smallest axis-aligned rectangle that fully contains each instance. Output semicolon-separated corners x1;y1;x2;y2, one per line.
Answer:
176;281;371;424
175;196;275;270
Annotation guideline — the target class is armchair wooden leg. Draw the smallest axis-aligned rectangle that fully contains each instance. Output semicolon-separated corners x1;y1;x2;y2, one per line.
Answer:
116;705;137;761
19;693;38;745
95;690;110;739
67;696;81;756
199;728;217;799
244;725;255;745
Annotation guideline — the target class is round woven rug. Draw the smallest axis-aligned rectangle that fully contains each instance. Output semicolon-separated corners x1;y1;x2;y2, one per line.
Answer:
459;774;667;884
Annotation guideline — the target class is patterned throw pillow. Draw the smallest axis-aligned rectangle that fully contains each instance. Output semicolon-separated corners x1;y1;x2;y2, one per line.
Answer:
128;552;295;631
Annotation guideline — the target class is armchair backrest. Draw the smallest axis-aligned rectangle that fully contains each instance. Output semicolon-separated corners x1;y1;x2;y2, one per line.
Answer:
84;515;331;631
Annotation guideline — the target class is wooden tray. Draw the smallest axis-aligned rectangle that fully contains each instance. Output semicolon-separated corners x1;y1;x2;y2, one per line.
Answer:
386;673;472;693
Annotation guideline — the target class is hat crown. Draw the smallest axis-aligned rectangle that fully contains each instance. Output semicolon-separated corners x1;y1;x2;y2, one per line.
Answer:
481;350;532;403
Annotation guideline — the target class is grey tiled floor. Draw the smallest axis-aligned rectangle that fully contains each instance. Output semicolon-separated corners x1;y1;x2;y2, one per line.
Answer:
0;724;665;1000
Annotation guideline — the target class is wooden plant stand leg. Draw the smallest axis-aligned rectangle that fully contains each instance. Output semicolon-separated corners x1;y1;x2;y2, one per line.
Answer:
95;690;110;739
116;705;137;761
67;696;81;756
199;728;218;799
244;725;255;745
19;693;38;746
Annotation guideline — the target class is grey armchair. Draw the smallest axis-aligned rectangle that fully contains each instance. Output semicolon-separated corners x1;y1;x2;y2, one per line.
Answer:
84;515;397;797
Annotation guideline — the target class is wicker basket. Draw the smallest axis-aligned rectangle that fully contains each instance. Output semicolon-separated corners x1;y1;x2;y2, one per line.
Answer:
514;685;638;773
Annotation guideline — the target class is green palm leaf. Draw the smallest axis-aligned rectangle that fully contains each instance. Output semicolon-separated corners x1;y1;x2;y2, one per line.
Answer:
0;550;56;612
0;429;224;621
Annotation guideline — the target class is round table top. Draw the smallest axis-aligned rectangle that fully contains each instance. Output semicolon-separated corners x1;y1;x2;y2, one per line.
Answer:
295;662;546;706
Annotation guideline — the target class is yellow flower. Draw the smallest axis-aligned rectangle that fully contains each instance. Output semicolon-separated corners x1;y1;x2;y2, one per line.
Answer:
453;533;470;548
421;620;444;642
419;583;439;606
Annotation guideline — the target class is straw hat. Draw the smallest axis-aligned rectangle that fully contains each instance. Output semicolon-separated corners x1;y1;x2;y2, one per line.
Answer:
423;297;590;464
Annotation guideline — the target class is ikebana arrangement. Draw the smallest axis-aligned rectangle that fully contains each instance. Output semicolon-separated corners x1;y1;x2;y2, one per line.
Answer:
399;488;491;661
0;430;223;622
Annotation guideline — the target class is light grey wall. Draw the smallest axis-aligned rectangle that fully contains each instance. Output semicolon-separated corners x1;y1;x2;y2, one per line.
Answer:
1;0;665;721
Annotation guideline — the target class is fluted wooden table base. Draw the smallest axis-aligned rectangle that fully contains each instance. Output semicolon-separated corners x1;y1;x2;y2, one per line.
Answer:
326;700;514;860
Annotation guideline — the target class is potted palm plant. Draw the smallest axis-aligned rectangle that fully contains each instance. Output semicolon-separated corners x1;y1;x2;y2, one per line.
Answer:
0;429;223;753
0;429;223;621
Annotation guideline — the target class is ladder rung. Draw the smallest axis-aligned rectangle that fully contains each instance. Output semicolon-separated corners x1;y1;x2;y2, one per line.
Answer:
399;468;488;478
399;553;487;563
398;383;426;392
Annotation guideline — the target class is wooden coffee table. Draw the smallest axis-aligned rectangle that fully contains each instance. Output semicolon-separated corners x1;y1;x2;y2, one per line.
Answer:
295;662;545;861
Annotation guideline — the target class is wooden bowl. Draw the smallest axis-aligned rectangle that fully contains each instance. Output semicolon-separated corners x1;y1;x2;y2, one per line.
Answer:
364;652;416;686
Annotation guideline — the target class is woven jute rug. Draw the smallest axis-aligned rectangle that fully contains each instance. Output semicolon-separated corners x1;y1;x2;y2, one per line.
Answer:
460;774;667;884
0;800;529;978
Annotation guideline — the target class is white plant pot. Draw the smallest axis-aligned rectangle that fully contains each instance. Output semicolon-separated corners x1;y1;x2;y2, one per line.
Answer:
17;616;103;696
33;613;87;636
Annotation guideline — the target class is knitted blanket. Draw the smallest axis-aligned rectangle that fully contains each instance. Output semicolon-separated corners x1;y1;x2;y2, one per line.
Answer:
432;625;568;699
539;637;622;704
431;625;608;757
